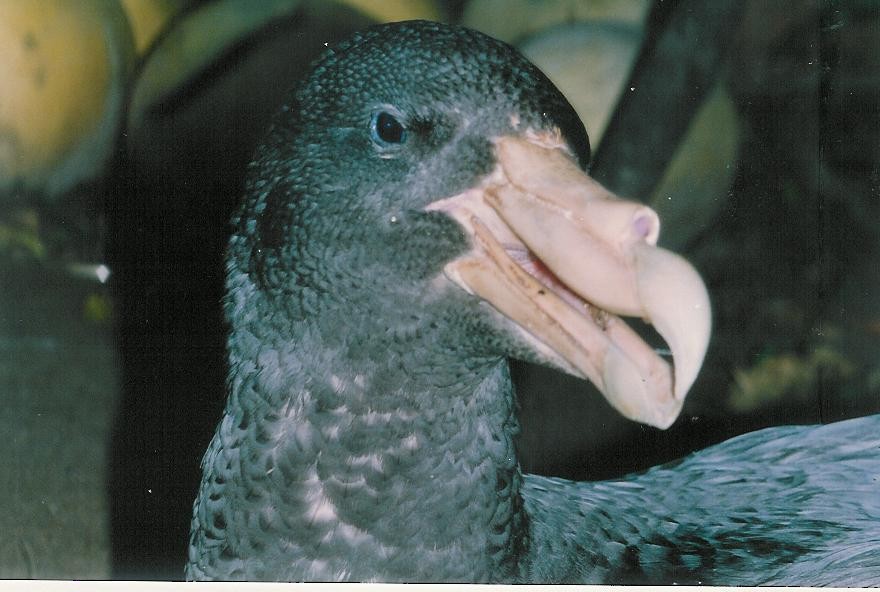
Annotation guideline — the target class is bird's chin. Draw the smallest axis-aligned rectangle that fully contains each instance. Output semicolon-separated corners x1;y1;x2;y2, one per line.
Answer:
426;133;711;430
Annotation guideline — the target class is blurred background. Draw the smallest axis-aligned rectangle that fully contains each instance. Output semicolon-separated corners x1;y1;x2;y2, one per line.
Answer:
0;0;877;580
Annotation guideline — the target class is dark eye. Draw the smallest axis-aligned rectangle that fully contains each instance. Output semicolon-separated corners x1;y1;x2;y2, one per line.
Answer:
372;111;407;145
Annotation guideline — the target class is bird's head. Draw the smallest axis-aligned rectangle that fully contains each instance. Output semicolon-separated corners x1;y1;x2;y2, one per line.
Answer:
232;20;710;429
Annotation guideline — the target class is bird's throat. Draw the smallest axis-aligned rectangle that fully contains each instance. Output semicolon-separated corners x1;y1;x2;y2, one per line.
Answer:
191;302;530;581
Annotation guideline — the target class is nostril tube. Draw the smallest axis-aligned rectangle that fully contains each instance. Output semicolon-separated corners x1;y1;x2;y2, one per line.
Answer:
633;216;652;237
632;208;660;245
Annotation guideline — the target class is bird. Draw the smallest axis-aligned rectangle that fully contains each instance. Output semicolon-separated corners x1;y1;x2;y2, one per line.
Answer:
186;20;880;584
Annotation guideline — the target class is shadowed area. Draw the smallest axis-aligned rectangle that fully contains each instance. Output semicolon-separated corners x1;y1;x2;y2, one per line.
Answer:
0;261;116;578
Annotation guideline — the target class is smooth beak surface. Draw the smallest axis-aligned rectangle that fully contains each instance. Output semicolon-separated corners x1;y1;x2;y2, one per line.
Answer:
428;134;711;429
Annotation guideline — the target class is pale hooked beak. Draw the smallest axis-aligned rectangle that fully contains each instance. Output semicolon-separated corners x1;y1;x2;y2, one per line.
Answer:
427;134;711;429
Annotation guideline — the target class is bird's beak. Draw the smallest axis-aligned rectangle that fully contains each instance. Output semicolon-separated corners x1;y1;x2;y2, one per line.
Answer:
427;134;711;429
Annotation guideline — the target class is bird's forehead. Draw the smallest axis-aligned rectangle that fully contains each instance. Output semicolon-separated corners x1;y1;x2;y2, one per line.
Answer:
296;21;589;166
310;26;547;109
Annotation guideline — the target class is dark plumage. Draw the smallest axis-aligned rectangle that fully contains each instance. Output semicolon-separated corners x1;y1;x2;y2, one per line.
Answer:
186;21;880;584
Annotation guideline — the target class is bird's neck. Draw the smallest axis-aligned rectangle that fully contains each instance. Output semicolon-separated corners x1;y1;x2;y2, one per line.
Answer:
212;285;529;581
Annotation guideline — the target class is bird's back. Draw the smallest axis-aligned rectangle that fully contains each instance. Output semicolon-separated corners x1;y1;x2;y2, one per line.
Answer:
522;413;880;585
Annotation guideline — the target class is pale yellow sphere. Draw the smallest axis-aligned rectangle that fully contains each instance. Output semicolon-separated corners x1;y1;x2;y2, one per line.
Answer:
519;22;643;144
463;0;650;44
334;0;442;23
0;0;133;197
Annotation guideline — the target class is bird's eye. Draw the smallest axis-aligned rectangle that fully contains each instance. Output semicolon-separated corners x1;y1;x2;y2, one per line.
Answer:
372;111;407;145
